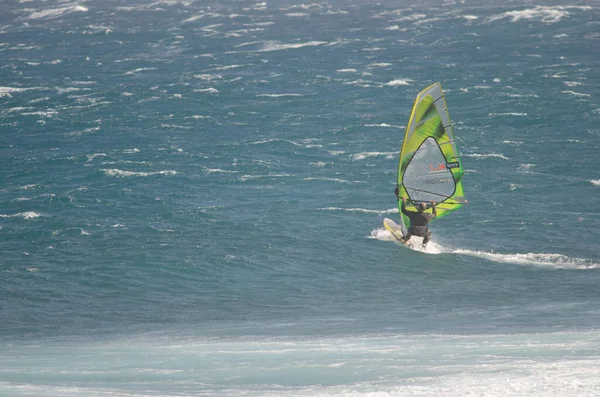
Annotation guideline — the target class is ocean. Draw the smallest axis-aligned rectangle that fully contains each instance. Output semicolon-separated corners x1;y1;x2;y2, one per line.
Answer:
1;0;600;395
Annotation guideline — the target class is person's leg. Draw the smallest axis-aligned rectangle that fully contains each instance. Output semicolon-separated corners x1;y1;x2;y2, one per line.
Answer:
401;230;412;243
422;229;432;248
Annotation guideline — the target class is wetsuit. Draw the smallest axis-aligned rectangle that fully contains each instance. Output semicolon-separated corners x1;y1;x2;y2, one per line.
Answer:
401;201;437;246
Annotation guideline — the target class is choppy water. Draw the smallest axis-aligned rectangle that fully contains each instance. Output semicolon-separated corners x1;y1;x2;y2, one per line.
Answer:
1;0;600;396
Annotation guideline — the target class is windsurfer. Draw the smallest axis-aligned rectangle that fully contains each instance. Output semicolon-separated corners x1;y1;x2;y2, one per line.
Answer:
395;188;437;248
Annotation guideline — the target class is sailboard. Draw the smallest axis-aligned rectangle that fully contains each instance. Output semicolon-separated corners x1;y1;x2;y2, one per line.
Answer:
387;82;467;243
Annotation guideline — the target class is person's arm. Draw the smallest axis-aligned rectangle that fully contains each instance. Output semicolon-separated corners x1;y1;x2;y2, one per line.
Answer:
401;197;411;216
430;201;437;220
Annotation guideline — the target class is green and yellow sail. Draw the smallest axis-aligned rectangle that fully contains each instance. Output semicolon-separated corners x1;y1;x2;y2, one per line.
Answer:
396;82;466;231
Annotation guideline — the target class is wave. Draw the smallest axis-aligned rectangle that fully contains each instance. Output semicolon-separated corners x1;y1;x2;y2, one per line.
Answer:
384;78;412;86
102;169;177;177
205;168;238;174
489;112;528;117
589;180;600;186
320;207;397;215
25;4;88;20
488;6;591;24
256;93;304;98
562;90;590;97
259;41;327;52
304;177;363;184
0;211;41;219
364;123;404;129
124;67;158;75
239;173;293;181
352;151;395;160
463;153;510;160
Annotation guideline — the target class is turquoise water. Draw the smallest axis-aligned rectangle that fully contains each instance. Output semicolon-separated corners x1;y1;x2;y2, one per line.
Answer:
1;1;600;395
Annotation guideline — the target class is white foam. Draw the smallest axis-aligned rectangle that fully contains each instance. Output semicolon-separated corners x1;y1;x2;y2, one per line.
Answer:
368;63;392;68
352;151;395;161
519;163;536;169
209;64;245;71
384;78;412;86
364;123;403;129
320;207;398;215
336;68;357;73
125;67;158;75
370;227;443;254
256;93;303;98
17;184;38;190
26;4;88;20
304;177;361;184
259;41;327;52
562;90;590;97
194;74;222;81
205;168;237;174
454;249;600;269
194;88;219;93
489;112;528;116
488;6;590;24
102;169;177;177
86;153;106;163
239;173;292;181
589;179;600;186
463;153;510;160
0;211;41;219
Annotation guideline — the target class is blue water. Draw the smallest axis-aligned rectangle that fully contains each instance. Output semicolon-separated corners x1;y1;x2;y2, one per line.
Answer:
1;0;600;395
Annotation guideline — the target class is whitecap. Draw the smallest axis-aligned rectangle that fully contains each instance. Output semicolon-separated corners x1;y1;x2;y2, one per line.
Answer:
102;169;177;177
256;93;303;98
239;173;292;181
489;112;528;116
562;90;590;97
259;41;328;52
205;168;237;174
26;4;88;20
519;163;536;169
487;6;587;24
589;180;600;186
125;67;158;75
86;153;107;162
463;153;510;160
384;78;412;86
304;177;362;184
0;211;41;219
320;207;398;215
194;88;219;93
351;151;395;161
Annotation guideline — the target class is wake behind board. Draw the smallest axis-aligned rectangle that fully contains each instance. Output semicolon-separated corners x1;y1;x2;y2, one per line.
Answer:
383;218;429;252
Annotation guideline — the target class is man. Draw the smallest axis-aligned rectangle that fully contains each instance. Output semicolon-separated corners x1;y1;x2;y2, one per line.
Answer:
396;188;437;248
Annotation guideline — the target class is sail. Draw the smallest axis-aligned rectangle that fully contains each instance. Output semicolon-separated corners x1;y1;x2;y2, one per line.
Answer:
396;82;466;230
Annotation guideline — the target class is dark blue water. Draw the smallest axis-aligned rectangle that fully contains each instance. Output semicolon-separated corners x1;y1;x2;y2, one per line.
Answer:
1;1;599;395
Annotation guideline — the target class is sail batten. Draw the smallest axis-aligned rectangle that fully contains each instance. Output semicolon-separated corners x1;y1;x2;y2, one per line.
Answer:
396;82;466;230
